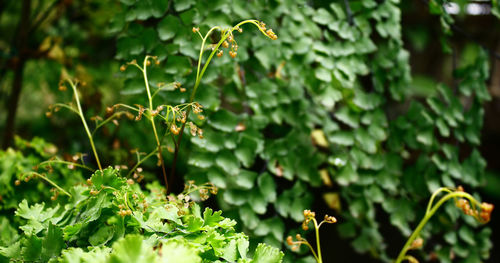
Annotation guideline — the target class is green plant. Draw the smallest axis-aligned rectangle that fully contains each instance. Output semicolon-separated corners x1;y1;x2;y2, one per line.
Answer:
286;210;337;263
98;19;277;193
108;1;496;262
286;187;493;263
0;167;284;262
395;186;494;263
0;18;284;263
2;1;498;262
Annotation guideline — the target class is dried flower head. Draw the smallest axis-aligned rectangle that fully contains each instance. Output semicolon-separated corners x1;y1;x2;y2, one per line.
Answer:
266;29;278;40
323;214;337;224
409;237;424;250
480;202;494;222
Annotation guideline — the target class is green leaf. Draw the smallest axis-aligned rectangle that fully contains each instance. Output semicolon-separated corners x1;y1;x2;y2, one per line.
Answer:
235;136;258;168
334;106;359;128
203;208;224;227
150;0;169;18
258;173;277;203
21;235;42;261
188;152;214;169
416;129;434;146
312;8;334;25
157;16;179;41
41;223;64;261
353;91;383;110
159;241;201;263
249;188;268;214
328;131;354;146
459;226;476;245
109;235;157;263
355;128;377;154
208;109;239;132
223;189;247;206
239;205;259;230
216;150;240;175
0;241;21;260
221;239;238;262
88;225;114;246
184;215;204;232
234;170;257;189
59;247;111;263
315;67;332;82
336;164;358;186
237;238;249;259
174;0;195;12
251;243;284;263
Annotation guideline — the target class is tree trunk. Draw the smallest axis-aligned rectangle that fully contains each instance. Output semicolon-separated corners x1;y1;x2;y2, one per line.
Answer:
2;0;31;149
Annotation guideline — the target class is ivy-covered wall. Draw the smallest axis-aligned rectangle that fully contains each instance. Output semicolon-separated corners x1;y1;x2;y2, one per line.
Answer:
109;0;496;262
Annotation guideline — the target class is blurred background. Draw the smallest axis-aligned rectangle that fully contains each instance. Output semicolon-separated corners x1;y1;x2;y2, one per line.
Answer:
1;0;500;262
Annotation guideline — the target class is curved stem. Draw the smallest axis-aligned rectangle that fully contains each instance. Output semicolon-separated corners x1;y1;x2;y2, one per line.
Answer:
395;191;482;263
92;112;127;135
25;172;72;197
67;79;102;171
126;147;160;178
426;187;453;214
52;103;79;114
170;19;276;188
152;82;177;99
142;57;168;193
39;159;93;171
301;241;319;262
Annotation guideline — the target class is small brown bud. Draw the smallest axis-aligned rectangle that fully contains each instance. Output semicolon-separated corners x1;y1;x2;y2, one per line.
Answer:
410;237;423;250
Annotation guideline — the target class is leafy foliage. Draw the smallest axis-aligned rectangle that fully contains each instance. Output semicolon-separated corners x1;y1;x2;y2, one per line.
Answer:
0;0;496;262
0;167;283;263
109;0;494;262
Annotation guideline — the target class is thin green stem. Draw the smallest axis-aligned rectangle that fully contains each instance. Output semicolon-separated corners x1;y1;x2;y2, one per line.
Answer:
52;103;79;114
152;82;177;99
301;241;319;262
170;19;276;187
141;56;168;192
67;79;102;171
395;191;482;263
312;218;323;263
39;159;93;171
25;172;72;197
114;103;140;112
426;187;453;214
92;112;127;135
126;147;160;178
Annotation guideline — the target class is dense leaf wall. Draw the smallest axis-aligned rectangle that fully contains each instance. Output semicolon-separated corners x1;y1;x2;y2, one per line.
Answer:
109;0;493;262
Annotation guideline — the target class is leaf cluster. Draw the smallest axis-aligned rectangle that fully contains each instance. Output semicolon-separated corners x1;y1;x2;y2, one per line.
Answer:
0;167;283;263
